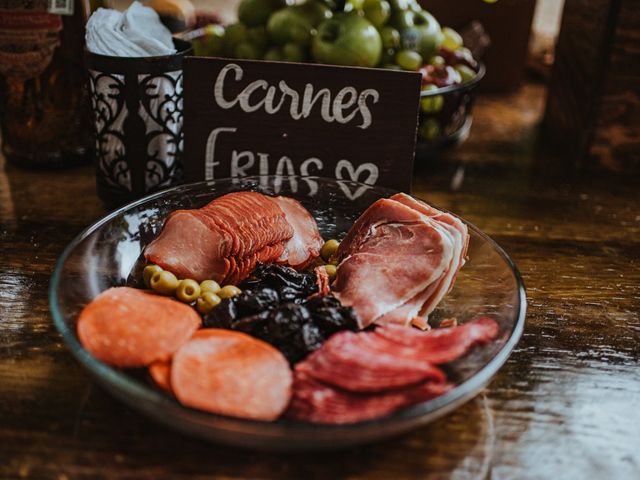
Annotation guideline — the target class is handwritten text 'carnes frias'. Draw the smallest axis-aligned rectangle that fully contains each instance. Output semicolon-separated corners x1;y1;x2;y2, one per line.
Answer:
213;63;380;129
204;63;381;194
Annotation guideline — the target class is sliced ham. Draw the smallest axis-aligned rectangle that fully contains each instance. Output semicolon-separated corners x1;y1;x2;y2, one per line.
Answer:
144;192;321;284
390;193;468;318
333;195;468;328
273;196;323;269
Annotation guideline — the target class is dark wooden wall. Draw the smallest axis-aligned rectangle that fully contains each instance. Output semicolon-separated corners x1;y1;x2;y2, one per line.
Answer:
543;0;640;174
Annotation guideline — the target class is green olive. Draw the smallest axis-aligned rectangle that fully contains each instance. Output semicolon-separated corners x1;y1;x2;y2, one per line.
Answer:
176;279;201;303
218;285;242;299
324;264;337;281
200;280;221;295
321;239;340;262
197;292;222;314
150;270;179;295
429;55;445;66
142;264;163;287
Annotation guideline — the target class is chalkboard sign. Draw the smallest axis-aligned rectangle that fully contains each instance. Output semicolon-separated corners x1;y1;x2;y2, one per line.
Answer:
182;58;422;193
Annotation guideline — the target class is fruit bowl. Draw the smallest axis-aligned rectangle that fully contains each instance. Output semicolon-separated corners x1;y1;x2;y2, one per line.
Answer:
50;175;525;451
415;62;485;159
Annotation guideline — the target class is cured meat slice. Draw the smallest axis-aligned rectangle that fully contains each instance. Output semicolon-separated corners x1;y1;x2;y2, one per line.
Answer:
171;329;292;421
332;198;454;328
77;287;201;368
274;196;323;269
145;192;322;284
390;193;469;318
298;330;446;392
333;194;469;328
374;317;500;364
146;329;236;394
149;360;172;393
286;371;452;424
313;266;331;296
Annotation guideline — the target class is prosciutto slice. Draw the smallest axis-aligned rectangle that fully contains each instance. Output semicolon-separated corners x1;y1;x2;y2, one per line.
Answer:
333;195;469;329
144;192;322;284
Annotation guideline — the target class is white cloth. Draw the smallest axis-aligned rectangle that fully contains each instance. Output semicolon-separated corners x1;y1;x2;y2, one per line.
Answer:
86;1;176;57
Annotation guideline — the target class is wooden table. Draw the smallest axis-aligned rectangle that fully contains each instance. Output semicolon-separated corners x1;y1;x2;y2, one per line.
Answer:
1;81;639;479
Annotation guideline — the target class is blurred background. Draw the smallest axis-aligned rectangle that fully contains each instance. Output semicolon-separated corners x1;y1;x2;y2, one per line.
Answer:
66;0;640;175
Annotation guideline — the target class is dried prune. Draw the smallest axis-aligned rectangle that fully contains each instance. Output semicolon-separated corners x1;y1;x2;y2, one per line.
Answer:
267;303;311;342
235;287;279;315
242;263;317;300
202;298;237;329
300;322;325;351
230;310;270;336
204;262;361;364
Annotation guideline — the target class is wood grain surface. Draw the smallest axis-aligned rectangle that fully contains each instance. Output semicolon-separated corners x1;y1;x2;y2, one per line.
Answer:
1;80;639;479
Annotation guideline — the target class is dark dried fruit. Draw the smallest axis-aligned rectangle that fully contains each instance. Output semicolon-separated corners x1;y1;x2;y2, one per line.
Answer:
241;263;317;301
235;287;279;314
267;303;311;342
205;262;360;363
202;298;237;329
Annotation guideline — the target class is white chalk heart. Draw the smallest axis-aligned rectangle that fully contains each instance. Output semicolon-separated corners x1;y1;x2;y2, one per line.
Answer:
335;160;379;200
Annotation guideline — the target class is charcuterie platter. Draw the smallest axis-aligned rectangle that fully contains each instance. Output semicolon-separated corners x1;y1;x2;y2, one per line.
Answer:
50;176;525;450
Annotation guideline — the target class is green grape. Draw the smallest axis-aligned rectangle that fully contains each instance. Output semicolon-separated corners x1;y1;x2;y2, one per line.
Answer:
395;49;422;71
441;26;463;51
419;118;441;141
420;85;444;113
455;64;477;83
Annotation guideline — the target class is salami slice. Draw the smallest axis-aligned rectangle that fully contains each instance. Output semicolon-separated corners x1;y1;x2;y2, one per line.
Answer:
286;371;452;424
77;287;201;368
375;317;500;364
299;331;446;392
171;329;292;421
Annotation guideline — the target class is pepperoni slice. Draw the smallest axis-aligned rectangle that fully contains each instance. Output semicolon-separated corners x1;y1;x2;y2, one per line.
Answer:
147;330;240;394
77;287;201;368
149;360;172;393
171;329;292;421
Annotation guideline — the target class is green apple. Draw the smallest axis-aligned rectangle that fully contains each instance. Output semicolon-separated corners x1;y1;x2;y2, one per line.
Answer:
267;6;315;45
193;24;225;57
297;1;333;27
282;42;307;62
392;9;443;60
238;0;287;27
379;25;400;48
224;22;249;56
312;12;382;67
363;0;390;28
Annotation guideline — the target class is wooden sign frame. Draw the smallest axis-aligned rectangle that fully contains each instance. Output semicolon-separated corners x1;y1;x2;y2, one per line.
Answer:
182;57;422;193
